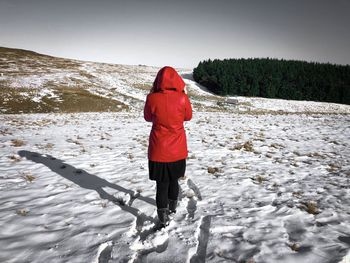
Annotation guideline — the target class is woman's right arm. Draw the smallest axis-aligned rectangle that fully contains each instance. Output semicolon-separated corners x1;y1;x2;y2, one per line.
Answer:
184;95;192;121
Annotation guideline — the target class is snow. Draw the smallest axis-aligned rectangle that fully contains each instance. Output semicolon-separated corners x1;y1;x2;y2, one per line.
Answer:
3;72;85;89
31;88;59;103
234;96;350;114
1;50;350;262
0;110;349;263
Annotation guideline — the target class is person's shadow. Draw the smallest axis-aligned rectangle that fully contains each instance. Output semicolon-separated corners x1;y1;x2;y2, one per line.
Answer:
18;150;156;224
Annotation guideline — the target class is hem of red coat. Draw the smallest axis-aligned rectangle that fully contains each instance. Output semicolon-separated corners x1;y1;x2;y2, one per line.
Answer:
148;156;188;163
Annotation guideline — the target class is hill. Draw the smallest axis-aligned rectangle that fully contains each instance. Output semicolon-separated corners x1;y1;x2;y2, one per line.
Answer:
1;47;350;115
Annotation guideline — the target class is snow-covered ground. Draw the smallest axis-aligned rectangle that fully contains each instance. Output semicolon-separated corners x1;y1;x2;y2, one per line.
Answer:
234;96;350;114
1;47;350;262
1;111;349;263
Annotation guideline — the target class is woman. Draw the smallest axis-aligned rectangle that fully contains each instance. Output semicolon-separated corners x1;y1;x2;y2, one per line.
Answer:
144;66;192;227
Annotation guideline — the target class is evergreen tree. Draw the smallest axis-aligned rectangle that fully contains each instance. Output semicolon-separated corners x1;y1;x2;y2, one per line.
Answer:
192;58;350;105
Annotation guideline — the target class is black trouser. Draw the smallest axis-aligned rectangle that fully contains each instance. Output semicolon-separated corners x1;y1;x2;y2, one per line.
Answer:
156;179;179;209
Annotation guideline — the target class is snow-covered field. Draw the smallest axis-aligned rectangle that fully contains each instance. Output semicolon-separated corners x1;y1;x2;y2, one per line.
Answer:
1;110;349;263
1;47;350;262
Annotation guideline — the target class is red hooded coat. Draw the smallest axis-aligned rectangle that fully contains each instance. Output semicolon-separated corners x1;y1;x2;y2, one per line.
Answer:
144;66;192;162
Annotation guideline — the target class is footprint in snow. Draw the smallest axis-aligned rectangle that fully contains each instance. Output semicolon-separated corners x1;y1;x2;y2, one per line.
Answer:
187;178;202;201
96;241;113;263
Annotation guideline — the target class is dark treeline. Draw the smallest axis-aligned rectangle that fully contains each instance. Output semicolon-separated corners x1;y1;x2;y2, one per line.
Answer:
193;58;350;105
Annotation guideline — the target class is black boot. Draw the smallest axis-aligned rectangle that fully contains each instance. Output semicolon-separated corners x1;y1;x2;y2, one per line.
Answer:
169;199;178;214
157;208;169;227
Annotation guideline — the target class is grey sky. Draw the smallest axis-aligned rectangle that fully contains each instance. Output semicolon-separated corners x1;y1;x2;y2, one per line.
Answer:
0;0;349;68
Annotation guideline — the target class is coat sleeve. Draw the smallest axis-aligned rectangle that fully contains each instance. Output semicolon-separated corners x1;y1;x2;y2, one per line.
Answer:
144;95;153;122
184;95;192;121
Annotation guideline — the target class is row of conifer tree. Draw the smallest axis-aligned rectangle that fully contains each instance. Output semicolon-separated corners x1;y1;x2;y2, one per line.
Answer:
192;58;350;105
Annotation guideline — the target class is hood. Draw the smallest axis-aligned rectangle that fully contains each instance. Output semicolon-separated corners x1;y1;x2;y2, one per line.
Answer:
152;66;185;92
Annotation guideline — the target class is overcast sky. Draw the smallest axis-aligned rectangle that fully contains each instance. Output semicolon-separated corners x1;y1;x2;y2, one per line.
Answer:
0;0;349;68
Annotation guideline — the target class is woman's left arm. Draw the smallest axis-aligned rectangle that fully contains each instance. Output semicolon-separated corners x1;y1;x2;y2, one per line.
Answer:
144;95;153;122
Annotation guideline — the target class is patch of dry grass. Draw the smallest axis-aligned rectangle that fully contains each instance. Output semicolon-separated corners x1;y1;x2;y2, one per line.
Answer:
52;87;128;113
0;86;128;114
243;141;254;152
270;143;285;149
188;154;196;159
288;242;300;251
300;200;320;214
230;140;254;152
306;152;326;158
236;109;348;116
66;138;82;145
0;47;81;71
292;191;303;198
132;83;152;91
326;163;341;172
35;142;54;150
11;139;26;147
20;172;36;183
207;167;220;174
16;209;29;216
238;101;253;107
45;143;54;149
7;154;21;162
251;175;267;184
